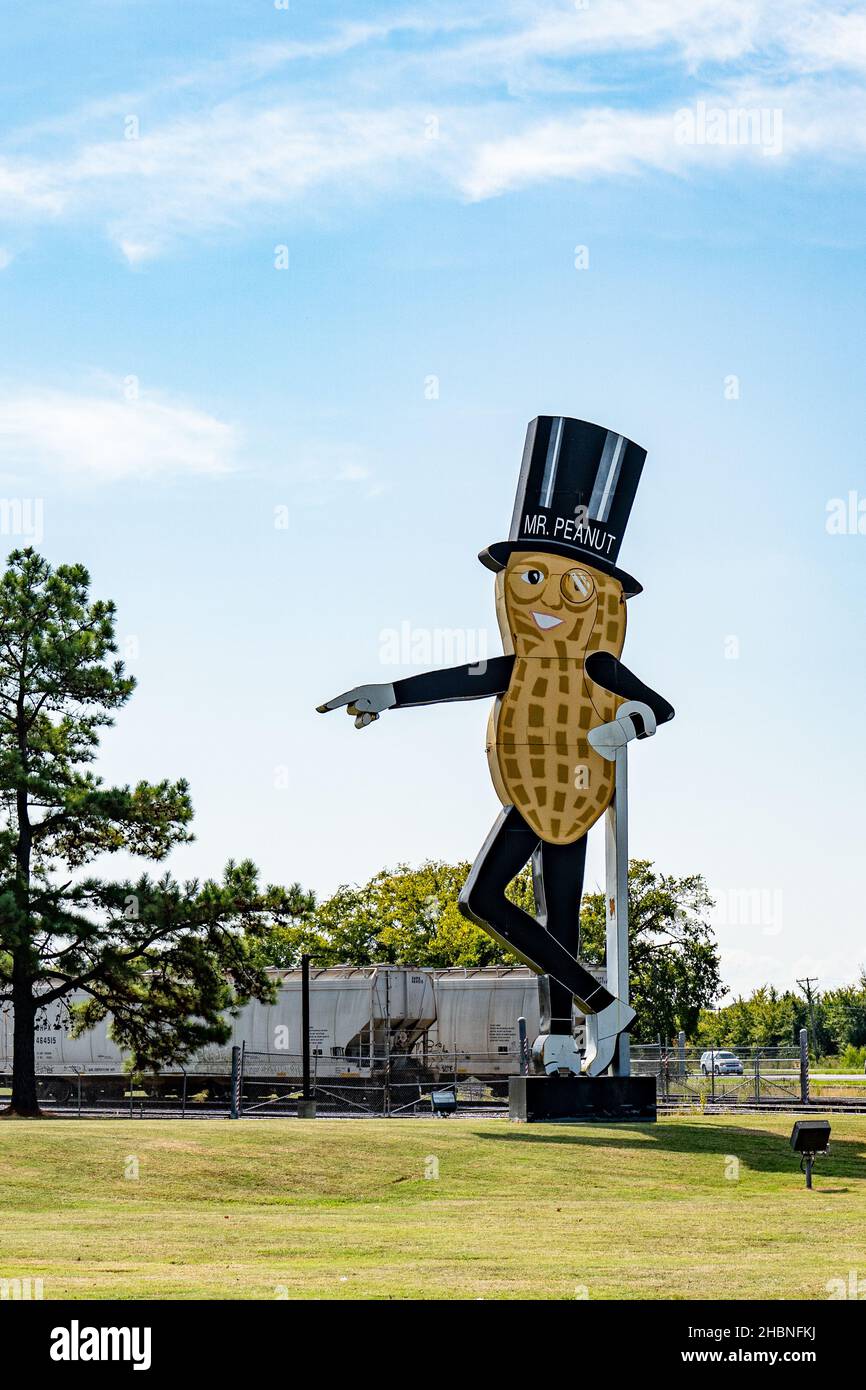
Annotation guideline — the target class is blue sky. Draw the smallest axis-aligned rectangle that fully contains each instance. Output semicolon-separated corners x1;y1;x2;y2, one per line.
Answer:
1;1;865;999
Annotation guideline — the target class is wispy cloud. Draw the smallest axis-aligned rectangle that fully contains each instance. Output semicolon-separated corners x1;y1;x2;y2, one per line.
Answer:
0;384;237;481
448;0;866;77
0;102;439;263
90;104;435;262
0;2;864;258
459;108;684;199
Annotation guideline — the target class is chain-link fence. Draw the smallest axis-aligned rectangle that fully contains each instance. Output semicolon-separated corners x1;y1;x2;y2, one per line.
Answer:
2;1041;815;1116
232;1044;811;1115
631;1045;808;1105
237;1050;511;1116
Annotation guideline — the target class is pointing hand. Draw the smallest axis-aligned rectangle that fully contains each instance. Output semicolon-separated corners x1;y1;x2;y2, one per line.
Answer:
316;683;396;730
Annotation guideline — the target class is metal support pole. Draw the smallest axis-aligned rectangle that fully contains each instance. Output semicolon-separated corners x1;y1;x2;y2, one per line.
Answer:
799;1027;810;1104
384;968;391;1117
230;1045;241;1119
588;700;656;1080
604;742;630;1077
678;1030;686;1077
518;1016;528;1076
804;1156;813;1190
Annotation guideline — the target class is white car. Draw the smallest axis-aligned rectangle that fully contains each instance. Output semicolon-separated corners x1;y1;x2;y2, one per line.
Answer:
700;1049;744;1076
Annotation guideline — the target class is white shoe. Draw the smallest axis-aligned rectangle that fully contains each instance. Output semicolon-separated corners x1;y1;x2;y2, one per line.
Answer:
531;1033;583;1076
582;1000;636;1077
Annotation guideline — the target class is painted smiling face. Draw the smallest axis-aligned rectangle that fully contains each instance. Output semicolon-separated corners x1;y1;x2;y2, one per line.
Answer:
499;551;625;659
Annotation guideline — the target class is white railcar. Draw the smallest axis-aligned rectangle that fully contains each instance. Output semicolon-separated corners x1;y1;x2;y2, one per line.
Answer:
424;965;605;1077
0;963;603;1095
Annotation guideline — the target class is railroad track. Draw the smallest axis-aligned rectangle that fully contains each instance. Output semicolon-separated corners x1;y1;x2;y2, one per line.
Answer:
39;1098;512;1119
35;1097;866;1120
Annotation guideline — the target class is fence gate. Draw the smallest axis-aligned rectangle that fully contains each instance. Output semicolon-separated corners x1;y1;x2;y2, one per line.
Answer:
631;1045;806;1105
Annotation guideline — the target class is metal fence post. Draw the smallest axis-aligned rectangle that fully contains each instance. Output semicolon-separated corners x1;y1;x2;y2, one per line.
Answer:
301;954;311;1102
799;1028;810;1104
754;1048;761;1104
181;1067;187;1119
230;1045;241;1119
297;957;317;1118
678;1031;686;1077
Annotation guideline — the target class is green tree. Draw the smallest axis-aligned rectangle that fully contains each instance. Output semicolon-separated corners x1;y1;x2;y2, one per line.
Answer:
244;883;322;968
822;975;866;1051
697;987;800;1049
305;861;507;967
0;551;299;1115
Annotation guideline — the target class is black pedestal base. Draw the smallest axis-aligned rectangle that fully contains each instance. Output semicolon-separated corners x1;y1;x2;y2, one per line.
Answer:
509;1074;656;1123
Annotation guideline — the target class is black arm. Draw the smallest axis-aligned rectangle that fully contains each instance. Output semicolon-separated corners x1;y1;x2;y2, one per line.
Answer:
584;652;675;728
392;655;514;708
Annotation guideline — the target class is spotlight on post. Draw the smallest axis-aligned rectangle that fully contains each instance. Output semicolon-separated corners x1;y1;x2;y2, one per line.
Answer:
790;1119;831;1189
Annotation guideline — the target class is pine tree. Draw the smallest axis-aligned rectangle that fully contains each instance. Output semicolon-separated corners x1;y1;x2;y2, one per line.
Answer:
0;550;299;1115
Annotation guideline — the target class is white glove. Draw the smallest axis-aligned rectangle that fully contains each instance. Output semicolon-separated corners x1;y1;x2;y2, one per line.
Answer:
316;683;396;729
588;700;657;758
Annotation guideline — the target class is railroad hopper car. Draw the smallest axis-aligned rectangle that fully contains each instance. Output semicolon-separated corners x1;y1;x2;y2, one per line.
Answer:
0;963;604;1101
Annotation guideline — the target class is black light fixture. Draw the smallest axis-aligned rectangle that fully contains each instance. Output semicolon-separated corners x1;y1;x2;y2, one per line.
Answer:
430;1085;457;1117
790;1119;831;1189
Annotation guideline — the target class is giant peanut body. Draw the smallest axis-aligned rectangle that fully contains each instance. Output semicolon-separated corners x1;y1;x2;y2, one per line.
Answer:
486;551;627;845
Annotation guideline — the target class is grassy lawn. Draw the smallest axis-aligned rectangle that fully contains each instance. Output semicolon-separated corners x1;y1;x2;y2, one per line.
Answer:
0;1114;864;1300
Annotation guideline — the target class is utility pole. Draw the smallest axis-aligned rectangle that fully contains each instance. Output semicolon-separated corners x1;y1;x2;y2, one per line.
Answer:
797;977;820;1056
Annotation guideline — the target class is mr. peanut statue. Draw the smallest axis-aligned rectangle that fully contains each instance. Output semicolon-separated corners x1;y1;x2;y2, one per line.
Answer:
317;417;674;1078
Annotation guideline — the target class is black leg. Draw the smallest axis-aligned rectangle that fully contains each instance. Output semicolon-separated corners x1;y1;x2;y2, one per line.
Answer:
535;835;614;1030
459;806;613;1014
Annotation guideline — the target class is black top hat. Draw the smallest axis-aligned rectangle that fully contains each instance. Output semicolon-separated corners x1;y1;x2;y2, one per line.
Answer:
479;416;646;597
